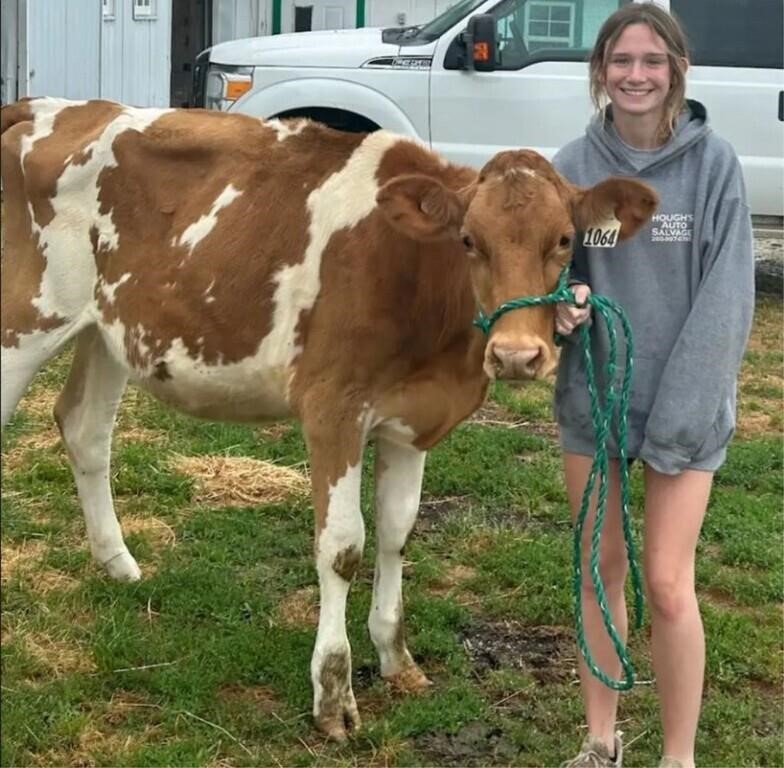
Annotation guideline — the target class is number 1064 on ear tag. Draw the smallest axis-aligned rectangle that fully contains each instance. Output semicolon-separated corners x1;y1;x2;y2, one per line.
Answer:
583;215;621;248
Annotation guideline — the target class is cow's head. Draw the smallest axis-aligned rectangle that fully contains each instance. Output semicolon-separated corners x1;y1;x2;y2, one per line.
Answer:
376;149;657;380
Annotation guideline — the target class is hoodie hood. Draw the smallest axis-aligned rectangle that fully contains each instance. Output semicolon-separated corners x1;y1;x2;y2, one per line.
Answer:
586;100;711;175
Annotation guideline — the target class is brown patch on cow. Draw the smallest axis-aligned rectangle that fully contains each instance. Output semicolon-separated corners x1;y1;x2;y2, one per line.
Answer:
277;585;319;627
92;110;361;374
171;454;309;507
0;125;67;347
332;544;362;581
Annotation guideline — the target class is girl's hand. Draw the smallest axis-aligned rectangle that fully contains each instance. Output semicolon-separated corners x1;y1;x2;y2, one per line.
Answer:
556;283;592;335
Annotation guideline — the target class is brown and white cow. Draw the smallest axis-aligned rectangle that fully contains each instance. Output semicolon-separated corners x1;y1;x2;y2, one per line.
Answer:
0;97;656;740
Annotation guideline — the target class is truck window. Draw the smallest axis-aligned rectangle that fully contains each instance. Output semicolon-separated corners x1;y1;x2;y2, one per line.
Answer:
445;0;630;71
671;0;783;69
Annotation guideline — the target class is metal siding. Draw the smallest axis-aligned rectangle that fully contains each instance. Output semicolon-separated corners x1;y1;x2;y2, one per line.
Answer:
101;0;171;106
214;0;268;43
26;0;100;99
367;1;448;28
1;0;19;102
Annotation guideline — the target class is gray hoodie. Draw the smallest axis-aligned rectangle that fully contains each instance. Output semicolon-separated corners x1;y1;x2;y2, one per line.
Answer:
553;101;755;475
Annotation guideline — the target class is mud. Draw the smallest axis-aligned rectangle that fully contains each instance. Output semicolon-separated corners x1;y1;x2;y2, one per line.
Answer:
415;721;521;766
462;620;575;684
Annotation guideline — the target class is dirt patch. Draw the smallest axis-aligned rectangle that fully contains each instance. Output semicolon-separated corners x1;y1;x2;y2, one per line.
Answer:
25;632;95;677
468;400;519;426
217;683;282;714
416;495;472;534
277;585;319;627
16;388;58;421
121;515;177;549
171;455;309;507
1;538;50;584
115;426;167;444
427;565;478;603
462;621;575;684
415;721;520;766
254;423;295;440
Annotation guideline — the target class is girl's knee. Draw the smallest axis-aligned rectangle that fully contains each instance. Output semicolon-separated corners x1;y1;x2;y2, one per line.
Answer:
645;573;697;622
580;552;628;597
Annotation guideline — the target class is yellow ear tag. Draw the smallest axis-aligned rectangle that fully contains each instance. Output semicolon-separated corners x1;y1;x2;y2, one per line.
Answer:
583;215;621;248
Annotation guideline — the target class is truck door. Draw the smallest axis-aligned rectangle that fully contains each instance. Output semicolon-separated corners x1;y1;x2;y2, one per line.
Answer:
429;0;625;168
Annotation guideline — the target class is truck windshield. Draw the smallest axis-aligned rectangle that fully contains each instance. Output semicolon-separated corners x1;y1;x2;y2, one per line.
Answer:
414;0;488;42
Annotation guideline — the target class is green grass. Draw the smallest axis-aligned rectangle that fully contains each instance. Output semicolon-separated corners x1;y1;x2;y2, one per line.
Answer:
2;298;782;767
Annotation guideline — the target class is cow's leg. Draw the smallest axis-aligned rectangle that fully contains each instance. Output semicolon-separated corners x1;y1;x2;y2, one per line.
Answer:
368;438;431;691
54;327;139;582
305;420;366;741
1;326;80;430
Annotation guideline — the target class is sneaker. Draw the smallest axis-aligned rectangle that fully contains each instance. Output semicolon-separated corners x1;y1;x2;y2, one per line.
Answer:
561;731;623;767
658;759;684;768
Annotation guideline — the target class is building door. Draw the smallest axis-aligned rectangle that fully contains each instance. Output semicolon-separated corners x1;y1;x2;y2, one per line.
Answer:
290;0;354;31
171;0;211;106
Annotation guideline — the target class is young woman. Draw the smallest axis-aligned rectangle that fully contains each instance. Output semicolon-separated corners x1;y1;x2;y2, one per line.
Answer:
552;5;755;767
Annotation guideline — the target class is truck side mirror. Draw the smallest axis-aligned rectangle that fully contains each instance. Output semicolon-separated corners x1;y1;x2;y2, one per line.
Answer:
464;14;497;72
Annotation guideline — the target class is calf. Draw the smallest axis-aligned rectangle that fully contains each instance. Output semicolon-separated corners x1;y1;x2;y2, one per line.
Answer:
0;97;656;739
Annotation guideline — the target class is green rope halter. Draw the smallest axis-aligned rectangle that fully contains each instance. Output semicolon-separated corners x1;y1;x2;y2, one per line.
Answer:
474;267;645;690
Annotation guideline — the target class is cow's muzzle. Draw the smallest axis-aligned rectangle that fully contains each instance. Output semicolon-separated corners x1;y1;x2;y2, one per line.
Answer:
483;337;555;380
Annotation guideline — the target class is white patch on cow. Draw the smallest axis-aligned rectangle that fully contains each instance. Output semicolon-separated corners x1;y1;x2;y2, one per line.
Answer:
19;100;172;340
507;167;537;179
262;131;407;400
204;279;217;304
99;273;131;306
177;184;243;254
20;98;87;164
368;440;426;676
266;118;308;142
311;461;365;717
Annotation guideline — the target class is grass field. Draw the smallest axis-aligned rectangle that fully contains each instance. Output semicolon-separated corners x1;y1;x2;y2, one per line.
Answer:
1;299;782;767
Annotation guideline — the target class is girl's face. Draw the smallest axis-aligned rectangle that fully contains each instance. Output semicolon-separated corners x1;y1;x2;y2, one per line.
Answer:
603;23;673;124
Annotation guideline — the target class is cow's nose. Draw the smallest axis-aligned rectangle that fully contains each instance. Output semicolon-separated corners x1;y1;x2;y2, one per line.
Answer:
485;341;549;380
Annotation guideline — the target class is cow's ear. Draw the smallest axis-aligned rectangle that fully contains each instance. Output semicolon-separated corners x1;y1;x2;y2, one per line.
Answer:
571;177;658;242
376;174;466;242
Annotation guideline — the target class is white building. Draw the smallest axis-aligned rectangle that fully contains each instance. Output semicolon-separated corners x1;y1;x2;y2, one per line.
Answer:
0;0;458;107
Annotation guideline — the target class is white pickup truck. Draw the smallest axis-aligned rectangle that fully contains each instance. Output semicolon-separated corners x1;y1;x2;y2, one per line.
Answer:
193;0;784;217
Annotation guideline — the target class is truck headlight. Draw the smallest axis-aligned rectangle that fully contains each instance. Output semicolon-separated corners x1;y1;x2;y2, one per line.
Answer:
205;66;254;111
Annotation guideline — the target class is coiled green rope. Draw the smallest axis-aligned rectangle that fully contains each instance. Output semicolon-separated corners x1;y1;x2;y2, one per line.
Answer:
474;267;644;690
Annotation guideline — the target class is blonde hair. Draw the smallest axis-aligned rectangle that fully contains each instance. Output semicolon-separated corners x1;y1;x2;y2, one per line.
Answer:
589;3;689;141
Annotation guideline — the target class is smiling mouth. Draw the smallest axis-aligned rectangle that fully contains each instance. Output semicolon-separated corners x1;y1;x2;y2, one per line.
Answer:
620;88;654;96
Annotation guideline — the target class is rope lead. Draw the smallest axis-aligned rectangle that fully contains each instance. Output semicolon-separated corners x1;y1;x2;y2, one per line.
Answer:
474;267;644;690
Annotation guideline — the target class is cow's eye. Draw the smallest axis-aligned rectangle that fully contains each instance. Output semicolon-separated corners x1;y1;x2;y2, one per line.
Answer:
559;235;572;248
462;234;475;250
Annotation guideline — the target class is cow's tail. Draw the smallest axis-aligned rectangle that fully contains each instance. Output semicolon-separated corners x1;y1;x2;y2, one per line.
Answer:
1;98;35;136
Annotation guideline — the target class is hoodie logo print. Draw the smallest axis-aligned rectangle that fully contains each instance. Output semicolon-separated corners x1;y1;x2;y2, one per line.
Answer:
651;213;694;243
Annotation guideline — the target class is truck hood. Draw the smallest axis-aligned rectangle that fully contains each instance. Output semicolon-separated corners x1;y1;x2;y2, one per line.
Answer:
209;28;401;68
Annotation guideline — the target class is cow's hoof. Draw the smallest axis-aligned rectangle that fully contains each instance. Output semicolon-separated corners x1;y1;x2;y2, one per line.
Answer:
103;551;142;582
384;664;432;693
315;705;361;742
